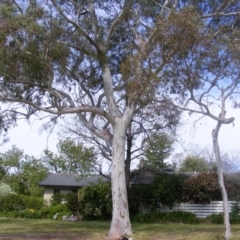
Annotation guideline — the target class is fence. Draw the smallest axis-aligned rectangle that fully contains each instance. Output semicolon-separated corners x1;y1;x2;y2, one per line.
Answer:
144;201;240;218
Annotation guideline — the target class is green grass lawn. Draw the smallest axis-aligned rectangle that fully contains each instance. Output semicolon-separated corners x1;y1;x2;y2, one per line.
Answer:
0;218;240;240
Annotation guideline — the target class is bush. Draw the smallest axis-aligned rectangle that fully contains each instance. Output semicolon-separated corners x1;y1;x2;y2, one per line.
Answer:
51;193;66;205
0;204;71;220
1;194;44;211
132;211;200;224
230;215;240;224
2;194;24;211
230;202;240;218
128;174;187;217
164;211;200;224
207;213;224;224
65;192;81;215
182;173;221;204
0;182;15;200
225;173;240;201
78;181;112;220
21;195;44;210
128;184;157;216
40;204;69;219
153;173;187;208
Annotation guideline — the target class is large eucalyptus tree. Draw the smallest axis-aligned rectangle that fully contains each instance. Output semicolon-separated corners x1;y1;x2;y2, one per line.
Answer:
0;1;239;239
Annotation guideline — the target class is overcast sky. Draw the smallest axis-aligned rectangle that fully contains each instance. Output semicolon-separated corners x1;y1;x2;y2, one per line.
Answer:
0;105;239;162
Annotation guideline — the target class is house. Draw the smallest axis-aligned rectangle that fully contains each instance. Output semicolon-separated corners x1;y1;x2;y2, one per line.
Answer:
38;173;110;203
129;165;165;185
38;166;173;203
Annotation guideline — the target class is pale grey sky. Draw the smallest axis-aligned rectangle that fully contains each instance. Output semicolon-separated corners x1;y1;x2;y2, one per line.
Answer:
1;105;239;160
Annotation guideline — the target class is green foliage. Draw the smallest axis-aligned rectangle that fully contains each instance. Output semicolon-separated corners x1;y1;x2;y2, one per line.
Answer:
0;209;42;219
143;132;174;169
228;202;240;223
128;174;187;216
207;213;224;224
182;173;221;204
65;192;81;215
40;204;69;219
78;181;112;220
231;202;240;218
1;194;44;211
21;195;44;210
0;182;15;200
0;146;48;196
132;211;200;224
179;155;209;172
51;193;66;205
0;204;71;220
43;138;96;174
225;173;240;201
128;184;157;216
2;194;24;211
153;173;187;208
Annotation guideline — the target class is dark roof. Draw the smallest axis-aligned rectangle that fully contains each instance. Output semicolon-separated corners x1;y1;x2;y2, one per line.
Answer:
130;174;156;185
38;173;110;187
130;165;163;185
130;165;163;176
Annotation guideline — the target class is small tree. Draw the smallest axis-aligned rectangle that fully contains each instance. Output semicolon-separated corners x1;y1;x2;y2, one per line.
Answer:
143;132;174;170
179;155;209;172
182;173;221;204
0;146;48;196
43;138;96;174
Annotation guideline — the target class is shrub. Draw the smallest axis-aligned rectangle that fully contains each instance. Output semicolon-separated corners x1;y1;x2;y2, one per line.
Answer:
164;211;200;224
21;195;44;210
2;194;24;211
132;211;200;224
207;213;224;224
1;194;44;212
153;173;187;208
128;174;187;217
0;206;71;220
128;184;157;216
78;181;112;220
182;172;221;204
65;192;81;215
225;173;240;201
51;193;66;205
230;202;239;218
40;204;69;219
0;182;15;200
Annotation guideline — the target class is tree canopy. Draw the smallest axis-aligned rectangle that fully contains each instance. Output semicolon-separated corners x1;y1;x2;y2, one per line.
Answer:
143;132;174;169
43;138;96;174
179;155;209;172
0;146;48;196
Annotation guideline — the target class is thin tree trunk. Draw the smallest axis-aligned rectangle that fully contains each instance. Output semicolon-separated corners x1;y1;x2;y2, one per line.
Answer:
108;118;132;239
212;122;231;240
125;131;132;188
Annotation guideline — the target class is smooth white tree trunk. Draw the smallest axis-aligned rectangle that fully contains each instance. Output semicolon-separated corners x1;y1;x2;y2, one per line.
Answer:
108;118;132;239
212;123;231;240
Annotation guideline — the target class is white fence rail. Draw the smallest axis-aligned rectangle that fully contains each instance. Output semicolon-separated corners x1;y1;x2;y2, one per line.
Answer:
144;201;240;218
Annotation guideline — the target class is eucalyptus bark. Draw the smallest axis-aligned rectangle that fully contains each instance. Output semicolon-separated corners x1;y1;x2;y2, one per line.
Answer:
212;122;231;240
108;118;132;239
